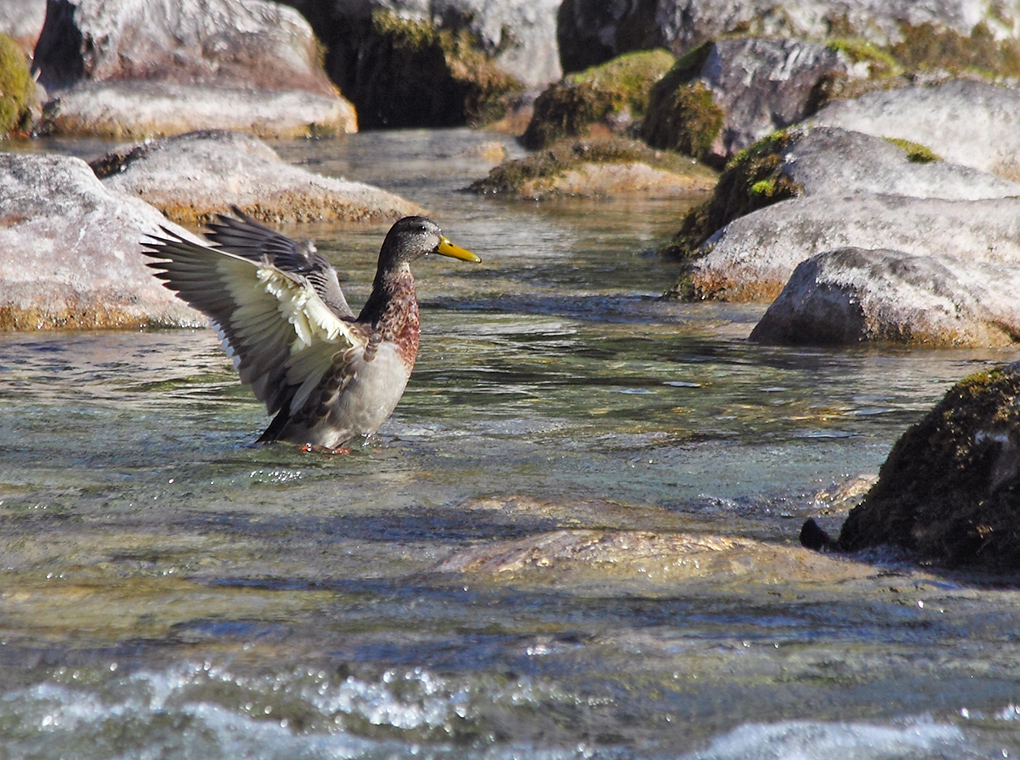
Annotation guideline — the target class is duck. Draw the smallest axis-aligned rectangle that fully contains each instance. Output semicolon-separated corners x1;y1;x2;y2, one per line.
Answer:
142;210;480;451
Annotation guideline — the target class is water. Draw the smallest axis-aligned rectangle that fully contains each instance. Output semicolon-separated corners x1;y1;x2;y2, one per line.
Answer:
2;128;1020;758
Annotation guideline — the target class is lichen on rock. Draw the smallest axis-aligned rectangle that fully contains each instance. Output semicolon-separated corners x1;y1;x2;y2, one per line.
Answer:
0;32;33;136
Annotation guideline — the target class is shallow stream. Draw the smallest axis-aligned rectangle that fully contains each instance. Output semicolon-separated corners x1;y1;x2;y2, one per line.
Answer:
2;129;1020;758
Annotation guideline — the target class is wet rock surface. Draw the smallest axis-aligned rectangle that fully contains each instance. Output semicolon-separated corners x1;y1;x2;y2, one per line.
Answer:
93;129;424;224
0;153;202;330
834;363;1020;569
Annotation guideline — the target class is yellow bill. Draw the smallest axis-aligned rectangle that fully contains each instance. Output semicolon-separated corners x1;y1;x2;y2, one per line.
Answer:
436;236;481;263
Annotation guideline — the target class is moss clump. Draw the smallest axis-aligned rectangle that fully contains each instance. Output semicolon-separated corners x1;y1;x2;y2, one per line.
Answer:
641;44;725;163
826;38;900;78
522;49;675;149
883;137;942;164
838;364;1020;569
659;130;802;264
0;34;33;137
335;10;523;129
891;21;1020;79
469;134;716;196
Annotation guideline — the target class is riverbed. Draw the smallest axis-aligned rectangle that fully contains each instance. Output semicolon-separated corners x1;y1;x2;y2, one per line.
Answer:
1;128;1019;758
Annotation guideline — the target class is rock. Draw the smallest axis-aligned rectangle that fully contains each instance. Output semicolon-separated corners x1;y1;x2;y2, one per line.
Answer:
522;49;676;149
31;0;357;138
0;152;203;330
676;195;1020;302
836;363;1020;569
38;81;357;140
749;247;1020;347
0;33;36;137
643;38;859;164
0;0;46;56
808;80;1020;180
435;528;877;586
660;125;1020;264
556;0;1020;72
92;130;425;225
287;1;549;128
469;135;717;200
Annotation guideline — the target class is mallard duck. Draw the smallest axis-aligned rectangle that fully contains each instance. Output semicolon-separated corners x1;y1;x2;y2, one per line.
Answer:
142;211;480;450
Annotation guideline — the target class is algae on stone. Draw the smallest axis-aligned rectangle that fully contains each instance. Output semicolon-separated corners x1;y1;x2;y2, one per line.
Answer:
839;363;1020;569
660;130;802;266
522;49;676;149
0;33;33;136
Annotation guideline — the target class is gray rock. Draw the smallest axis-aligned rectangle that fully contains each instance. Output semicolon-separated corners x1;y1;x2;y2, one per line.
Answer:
0;0;46;55
0;152;202;330
31;0;357;137
93;130;425;224
557;0;1016;71
38;80;357;139
688;195;1020;301
779;126;1020;200
808;80;1020;180
749;247;1020;346
701;38;858;160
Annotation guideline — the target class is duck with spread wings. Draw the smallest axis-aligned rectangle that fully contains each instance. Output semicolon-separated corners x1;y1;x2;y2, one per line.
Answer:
142;211;480;451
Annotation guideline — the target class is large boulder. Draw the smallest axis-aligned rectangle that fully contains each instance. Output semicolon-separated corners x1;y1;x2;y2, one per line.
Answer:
556;0;1020;72
31;0;357;138
834;363;1020;569
676;195;1020;302
285;0;558;128
0;0;46;56
0;152;202;330
749;247;1020;347
643;38;859;164
808;80;1020;180
92;130;425;224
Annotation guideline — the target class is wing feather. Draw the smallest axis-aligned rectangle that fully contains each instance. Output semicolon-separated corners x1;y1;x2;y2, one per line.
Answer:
142;227;367;417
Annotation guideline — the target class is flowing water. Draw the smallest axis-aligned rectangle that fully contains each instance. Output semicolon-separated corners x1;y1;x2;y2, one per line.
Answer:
2;129;1020;758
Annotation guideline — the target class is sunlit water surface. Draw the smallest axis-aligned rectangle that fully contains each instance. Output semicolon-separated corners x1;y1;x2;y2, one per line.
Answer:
2;129;1020;758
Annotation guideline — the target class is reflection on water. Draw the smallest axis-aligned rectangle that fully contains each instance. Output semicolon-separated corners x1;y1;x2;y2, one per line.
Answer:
1;129;1020;758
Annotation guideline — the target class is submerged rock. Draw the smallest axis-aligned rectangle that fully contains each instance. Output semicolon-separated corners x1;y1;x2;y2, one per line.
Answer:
469;135;717;200
835;363;1020;569
92;130;424;225
31;0;357;138
749;247;1020;347
0;153;202;330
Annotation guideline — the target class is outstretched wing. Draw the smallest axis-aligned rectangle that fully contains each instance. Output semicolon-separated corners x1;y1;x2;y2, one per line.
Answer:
142;226;367;417
205;209;355;319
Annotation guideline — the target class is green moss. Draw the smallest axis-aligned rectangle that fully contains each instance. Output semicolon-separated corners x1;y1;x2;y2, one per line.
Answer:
470;134;716;196
659;130;802;265
640;45;726;163
883;137;942;164
521;49;675;149
838;364;1020;569
825;38;900;78
891;21;1020;79
0;34;33;137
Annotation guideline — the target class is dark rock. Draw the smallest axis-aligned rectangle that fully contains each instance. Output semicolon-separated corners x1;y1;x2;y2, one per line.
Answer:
644;38;858;164
837;363;1020;569
0;153;202;330
749;247;1020;347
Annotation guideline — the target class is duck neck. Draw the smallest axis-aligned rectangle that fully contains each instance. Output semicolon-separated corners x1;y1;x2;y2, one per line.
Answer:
360;263;420;362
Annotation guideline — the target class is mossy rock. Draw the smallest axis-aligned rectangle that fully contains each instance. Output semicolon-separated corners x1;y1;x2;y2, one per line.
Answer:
641;43;725;163
0;33;34;137
659;130;802;265
469;134;717;198
522;49;676;149
839;363;1020;569
329;10;523;129
891;21;1020;80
